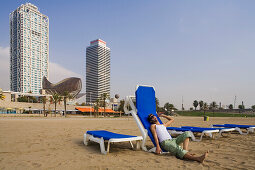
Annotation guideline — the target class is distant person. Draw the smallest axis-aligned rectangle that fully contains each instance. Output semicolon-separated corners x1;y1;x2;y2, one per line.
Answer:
148;113;208;163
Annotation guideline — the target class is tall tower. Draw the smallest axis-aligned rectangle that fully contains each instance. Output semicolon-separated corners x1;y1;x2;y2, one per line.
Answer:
86;39;110;102
10;3;49;94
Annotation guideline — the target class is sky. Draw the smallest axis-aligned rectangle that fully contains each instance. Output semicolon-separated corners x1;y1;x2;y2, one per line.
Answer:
0;0;255;109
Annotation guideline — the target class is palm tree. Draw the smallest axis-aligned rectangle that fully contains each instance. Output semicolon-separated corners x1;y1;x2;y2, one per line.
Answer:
238;105;244;109
42;96;47;117
48;103;52;117
199;100;204;110
210;101;217;117
28;106;32;114
94;99;100;117
155;97;160;112
202;102;208;116
101;93;109;117
28;90;32;103
118;99;125;117
193;100;198;110
228;104;233;110
50;93;62;117
164;102;175;114
62;91;73;117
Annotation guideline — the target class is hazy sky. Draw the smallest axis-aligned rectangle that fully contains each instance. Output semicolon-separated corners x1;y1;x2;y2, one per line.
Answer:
0;0;254;109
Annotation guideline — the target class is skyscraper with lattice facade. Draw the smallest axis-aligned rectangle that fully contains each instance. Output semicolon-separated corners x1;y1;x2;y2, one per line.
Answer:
10;3;49;94
86;39;110;102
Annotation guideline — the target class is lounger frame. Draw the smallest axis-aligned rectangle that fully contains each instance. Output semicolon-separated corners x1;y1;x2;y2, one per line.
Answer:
217;128;236;136
167;128;219;142
180;126;236;138
124;95;149;151
211;124;255;135
84;132;142;154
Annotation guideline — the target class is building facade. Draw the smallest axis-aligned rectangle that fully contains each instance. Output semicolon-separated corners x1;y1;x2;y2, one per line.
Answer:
86;39;110;102
10;3;49;94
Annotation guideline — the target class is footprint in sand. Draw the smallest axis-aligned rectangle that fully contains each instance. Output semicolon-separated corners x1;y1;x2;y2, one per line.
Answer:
32;162;41;167
152;159;161;163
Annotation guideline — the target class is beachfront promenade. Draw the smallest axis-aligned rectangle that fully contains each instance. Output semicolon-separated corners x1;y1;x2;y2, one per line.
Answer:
0;99;76;113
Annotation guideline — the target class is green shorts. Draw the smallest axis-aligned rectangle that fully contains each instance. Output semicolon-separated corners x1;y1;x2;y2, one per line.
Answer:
160;131;192;159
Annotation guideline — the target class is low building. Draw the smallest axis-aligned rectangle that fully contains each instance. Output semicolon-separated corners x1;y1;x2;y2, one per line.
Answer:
0;90;76;114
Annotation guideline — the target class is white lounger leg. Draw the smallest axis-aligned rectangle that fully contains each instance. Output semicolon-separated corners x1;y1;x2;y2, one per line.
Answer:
99;137;107;154
148;147;156;153
141;133;148;151
248;127;254;133
191;131;216;142
84;134;107;154
217;131;224;138
189;132;200;142
235;127;248;135
129;141;134;148
136;141;141;150
84;133;89;145
106;141;111;153
200;131;218;141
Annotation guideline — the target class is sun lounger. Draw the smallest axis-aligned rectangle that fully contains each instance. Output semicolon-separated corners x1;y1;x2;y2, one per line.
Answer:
124;85;205;153
84;130;142;154
167;126;219;141
211;124;255;135
181;126;236;138
124;85;161;152
224;124;255;133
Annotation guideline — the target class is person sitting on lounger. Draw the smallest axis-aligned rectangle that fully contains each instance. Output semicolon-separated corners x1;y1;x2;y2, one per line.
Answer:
148;113;208;163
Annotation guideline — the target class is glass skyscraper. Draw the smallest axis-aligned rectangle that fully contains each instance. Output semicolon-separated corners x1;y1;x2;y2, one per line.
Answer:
86;39;110;102
10;3;49;94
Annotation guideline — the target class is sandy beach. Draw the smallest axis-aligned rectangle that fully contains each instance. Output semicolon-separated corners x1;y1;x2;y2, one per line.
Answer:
0;115;254;170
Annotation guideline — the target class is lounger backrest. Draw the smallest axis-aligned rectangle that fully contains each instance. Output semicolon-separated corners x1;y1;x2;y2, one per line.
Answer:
135;85;163;146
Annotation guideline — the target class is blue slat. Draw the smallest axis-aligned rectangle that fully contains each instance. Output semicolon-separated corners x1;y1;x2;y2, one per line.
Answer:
167;127;205;133
182;126;232;130
87;130;136;140
224;124;255;128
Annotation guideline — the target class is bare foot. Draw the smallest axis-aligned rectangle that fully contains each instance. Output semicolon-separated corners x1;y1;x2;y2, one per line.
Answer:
198;151;209;163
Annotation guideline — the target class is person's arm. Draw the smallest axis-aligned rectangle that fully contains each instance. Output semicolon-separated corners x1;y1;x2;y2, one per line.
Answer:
158;113;174;127
150;124;162;154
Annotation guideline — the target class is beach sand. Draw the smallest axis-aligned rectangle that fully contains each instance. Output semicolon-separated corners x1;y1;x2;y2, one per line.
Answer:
0;115;254;170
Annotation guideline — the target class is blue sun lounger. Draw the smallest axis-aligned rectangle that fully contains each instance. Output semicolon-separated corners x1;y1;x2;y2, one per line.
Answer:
166;126;219;141
124;85;163;152
181;126;236;137
84;131;142;154
211;124;255;135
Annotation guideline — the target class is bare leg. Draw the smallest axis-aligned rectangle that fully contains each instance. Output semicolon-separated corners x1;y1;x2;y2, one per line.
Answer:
183;138;189;150
183;151;209;163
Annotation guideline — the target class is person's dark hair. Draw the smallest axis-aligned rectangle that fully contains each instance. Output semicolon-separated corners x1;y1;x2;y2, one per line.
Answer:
147;114;155;124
